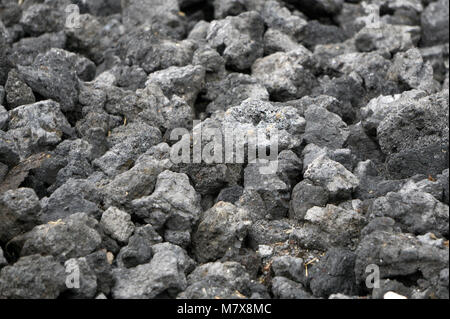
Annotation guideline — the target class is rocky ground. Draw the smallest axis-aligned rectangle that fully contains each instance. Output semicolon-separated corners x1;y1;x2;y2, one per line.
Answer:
0;0;449;299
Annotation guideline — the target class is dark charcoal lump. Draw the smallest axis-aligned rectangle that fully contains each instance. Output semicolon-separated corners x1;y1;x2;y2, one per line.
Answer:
0;0;448;300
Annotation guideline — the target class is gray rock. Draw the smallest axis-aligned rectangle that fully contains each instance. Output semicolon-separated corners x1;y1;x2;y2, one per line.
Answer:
417;233;448;249
247;219;293;248
346;123;385;167
146;65;205;106
75;0;122;17
264;28;300;55
0;254;66;299
322;51;401;103
164;230;191;248
188;20;210;41
182;261;252;298
4;69;35;109
121;0;185;39
7;100;73;158
117;225;162;268
177;282;244;299
152;242;196;274
360;89;427;136
291;205;365;250
20;4;63;36
8;32;66;67
421;0;449;46
93;122;162;178
400;176;445;203
236;189;270;222
213;0;247;19
282;0;343;17
313;73;366;118
355;24;420;54
0;188;41;243
138;86;194;133
0;132;20;170
244;162;291;219
303;105;349;149
20;213;102;262
95;82;192;135
252;47;318;101
299;20;347;49
207;11;264;70
271;276;313;299
176;162;242;197
371;279;413;300
217;185;244;204
309;248;359;298
0;85;4;104
437;169;449;204
260;1;307;39
334;2;367;38
302;144;356;176
192;46;225;73
379;0;423;26
45;139;97;193
360;217;398;238
64;13;106;64
389;48;440;94
377;90;449;179
276;150;303;187
109;65;147;91
289;180;329;221
22;138;95;191
130;170;201;232
84;250;114;296
40;178;102;223
71;53;96;82
420;43;450;84
293;94;353;123
112;243;190;299
271;256;306;285
355;231;449;286
100;207;135;243
17;49;80;112
118;28;195;73
204;73;269;114
353;159;388;199
107;144;173;209
304;155;359;201
222;99;306;151
220;247;261;279
369;189;449;237
0;24;10;85
192;201;252;263
0;162;8;183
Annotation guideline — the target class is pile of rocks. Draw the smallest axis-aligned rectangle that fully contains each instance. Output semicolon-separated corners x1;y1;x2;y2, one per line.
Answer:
0;0;448;299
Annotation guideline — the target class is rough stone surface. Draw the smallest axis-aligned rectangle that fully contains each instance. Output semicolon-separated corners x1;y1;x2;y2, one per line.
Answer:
304;155;359;200
0;255;66;299
252;47;317;101
192;202;252;263
19;213;102;262
0;0;448;300
100;207;135;243
0;188;41;243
